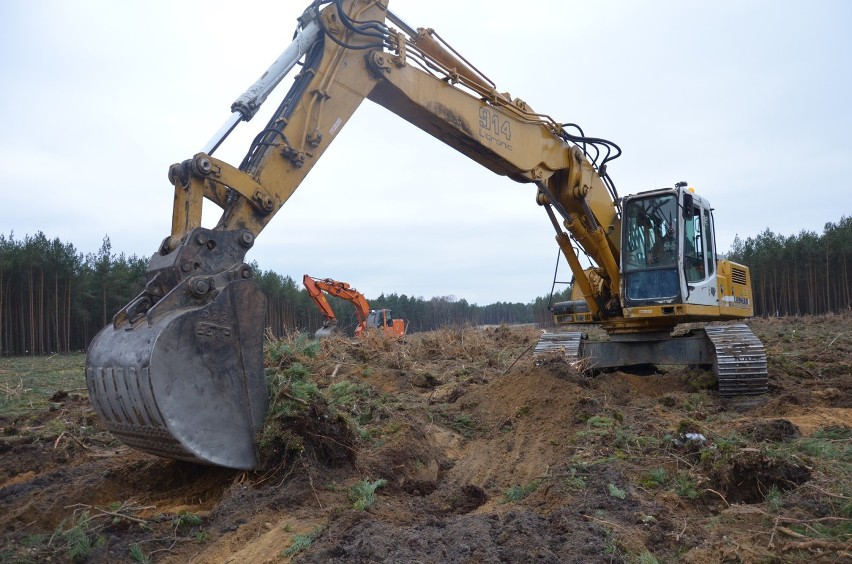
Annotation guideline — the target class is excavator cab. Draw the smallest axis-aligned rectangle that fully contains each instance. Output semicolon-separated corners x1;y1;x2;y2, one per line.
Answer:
621;183;732;316
366;309;389;330
365;309;407;338
621;185;730;313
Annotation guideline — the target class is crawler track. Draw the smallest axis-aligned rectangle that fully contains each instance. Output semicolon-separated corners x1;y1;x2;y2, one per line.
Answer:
534;324;768;397
533;332;584;360
704;324;768;397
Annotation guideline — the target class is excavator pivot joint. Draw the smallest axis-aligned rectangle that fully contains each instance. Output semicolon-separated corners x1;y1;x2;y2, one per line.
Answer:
238;231;255;248
193;156;214;176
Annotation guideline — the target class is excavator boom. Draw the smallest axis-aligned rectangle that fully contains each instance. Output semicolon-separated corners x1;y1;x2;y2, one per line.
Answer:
86;0;763;469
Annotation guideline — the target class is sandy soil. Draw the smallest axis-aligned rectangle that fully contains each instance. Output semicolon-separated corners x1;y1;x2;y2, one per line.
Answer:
1;313;850;562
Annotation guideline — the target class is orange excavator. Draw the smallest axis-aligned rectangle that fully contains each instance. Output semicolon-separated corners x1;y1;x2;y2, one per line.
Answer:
303;275;406;339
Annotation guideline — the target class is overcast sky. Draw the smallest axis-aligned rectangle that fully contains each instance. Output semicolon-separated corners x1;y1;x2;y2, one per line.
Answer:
1;0;849;304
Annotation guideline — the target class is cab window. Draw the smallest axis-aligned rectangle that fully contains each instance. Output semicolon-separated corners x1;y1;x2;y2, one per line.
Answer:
622;194;679;301
684;206;705;282
703;209;715;276
624;195;678;269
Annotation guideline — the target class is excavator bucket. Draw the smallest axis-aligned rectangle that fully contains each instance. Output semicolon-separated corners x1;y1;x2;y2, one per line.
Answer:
85;230;269;470
314;323;337;340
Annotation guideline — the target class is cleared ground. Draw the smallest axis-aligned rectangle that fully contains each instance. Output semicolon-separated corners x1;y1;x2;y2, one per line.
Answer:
1;312;850;562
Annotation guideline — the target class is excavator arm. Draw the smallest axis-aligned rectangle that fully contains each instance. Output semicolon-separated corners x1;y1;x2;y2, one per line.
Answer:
302;274;370;337
86;0;623;470
160;0;623;316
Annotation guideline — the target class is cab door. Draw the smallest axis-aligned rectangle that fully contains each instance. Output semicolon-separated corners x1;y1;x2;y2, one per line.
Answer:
681;199;718;307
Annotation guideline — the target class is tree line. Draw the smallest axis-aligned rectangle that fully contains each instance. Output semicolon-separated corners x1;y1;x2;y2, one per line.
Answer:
4;216;845;355
727;216;850;316
0;233;147;356
0;232;567;356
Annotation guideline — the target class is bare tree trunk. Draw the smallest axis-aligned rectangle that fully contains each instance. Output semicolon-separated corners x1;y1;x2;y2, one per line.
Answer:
54;274;60;353
808;262;815;314
66;276;72;352
28;269;35;355
39;268;45;354
0;270;3;354
793;256;800;315
20;285;27;354
825;245;831;313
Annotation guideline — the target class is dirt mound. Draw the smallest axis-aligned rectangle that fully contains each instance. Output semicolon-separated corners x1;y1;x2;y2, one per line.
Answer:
1;313;851;562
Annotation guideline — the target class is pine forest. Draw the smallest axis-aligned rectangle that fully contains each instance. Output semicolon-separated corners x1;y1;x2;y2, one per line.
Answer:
0;216;848;356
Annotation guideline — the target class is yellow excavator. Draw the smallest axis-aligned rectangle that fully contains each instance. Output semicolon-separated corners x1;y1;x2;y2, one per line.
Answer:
86;0;766;470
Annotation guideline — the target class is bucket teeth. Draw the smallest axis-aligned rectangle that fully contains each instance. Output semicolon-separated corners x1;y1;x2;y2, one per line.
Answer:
86;364;193;460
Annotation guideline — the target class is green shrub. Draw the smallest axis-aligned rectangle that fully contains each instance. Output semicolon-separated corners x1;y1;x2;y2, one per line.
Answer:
639;469;664;489
607;483;627;499
172;510;202;529
673;472;700;499
503;480;541;503
349;478;387;510
283;527;324;558
765;485;783;512
129;543;150;563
